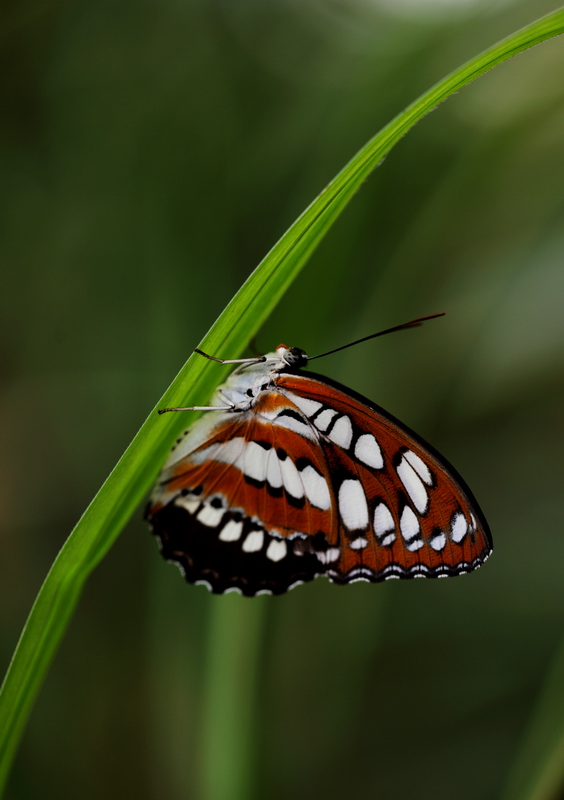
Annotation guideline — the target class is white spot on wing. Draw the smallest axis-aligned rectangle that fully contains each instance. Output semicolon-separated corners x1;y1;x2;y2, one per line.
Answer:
350;537;368;550
314;408;337;432
354;434;384;469
430;531;447;551
300;465;331;510
396;457;428;514
242;530;264;552
197;504;225;527
328;416;353;449
374;502;395;538
400;506;423;551
175;494;201;514
275;414;315;440
403;450;433;486
316;547;340;564
284;392;323;417
451;512;468;543
266;448;283;489
219;519;243;542
244;441;269;482
338;479;369;530
280;457;304;500
266;539;287;562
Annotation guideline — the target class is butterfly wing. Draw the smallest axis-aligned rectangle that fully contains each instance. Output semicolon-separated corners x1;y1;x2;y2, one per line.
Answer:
274;371;492;583
146;393;342;595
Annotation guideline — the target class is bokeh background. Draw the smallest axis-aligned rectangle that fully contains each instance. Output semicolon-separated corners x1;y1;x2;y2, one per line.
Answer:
2;0;564;797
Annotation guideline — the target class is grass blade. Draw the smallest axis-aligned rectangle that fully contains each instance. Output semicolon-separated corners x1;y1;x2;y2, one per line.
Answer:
1;6;564;794
501;638;564;800
201;598;267;800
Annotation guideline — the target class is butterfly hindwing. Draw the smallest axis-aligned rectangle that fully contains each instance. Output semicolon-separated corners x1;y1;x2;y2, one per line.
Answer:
146;398;342;595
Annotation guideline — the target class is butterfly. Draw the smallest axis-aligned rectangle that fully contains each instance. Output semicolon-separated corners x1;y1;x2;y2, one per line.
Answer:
145;314;492;596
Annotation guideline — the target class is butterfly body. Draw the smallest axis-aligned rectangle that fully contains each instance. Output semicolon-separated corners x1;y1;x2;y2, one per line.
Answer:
146;344;492;596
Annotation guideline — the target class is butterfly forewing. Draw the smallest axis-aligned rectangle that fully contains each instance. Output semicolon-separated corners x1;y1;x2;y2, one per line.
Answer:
146;355;492;596
275;372;492;582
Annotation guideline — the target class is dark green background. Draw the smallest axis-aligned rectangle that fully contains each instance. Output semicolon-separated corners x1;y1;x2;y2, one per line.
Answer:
2;0;564;797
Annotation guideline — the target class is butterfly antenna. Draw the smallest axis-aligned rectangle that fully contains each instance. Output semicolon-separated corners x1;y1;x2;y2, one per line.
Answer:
306;313;446;361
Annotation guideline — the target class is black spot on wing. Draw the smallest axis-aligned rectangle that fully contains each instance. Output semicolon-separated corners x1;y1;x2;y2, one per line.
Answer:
311;531;329;551
244;475;265;490
286;492;305;509
295;456;318;473
277;409;306;424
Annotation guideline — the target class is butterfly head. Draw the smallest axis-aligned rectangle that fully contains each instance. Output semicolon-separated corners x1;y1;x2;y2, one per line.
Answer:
213;345;310;409
275;344;309;368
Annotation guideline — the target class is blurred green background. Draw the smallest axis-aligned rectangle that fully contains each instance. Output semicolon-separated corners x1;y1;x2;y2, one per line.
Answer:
2;0;564;797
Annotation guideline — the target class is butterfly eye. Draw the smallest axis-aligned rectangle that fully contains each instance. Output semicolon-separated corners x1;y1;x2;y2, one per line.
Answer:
284;347;308;367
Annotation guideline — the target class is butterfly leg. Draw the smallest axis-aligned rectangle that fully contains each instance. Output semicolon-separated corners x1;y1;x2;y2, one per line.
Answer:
158;404;234;415
194;348;267;365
